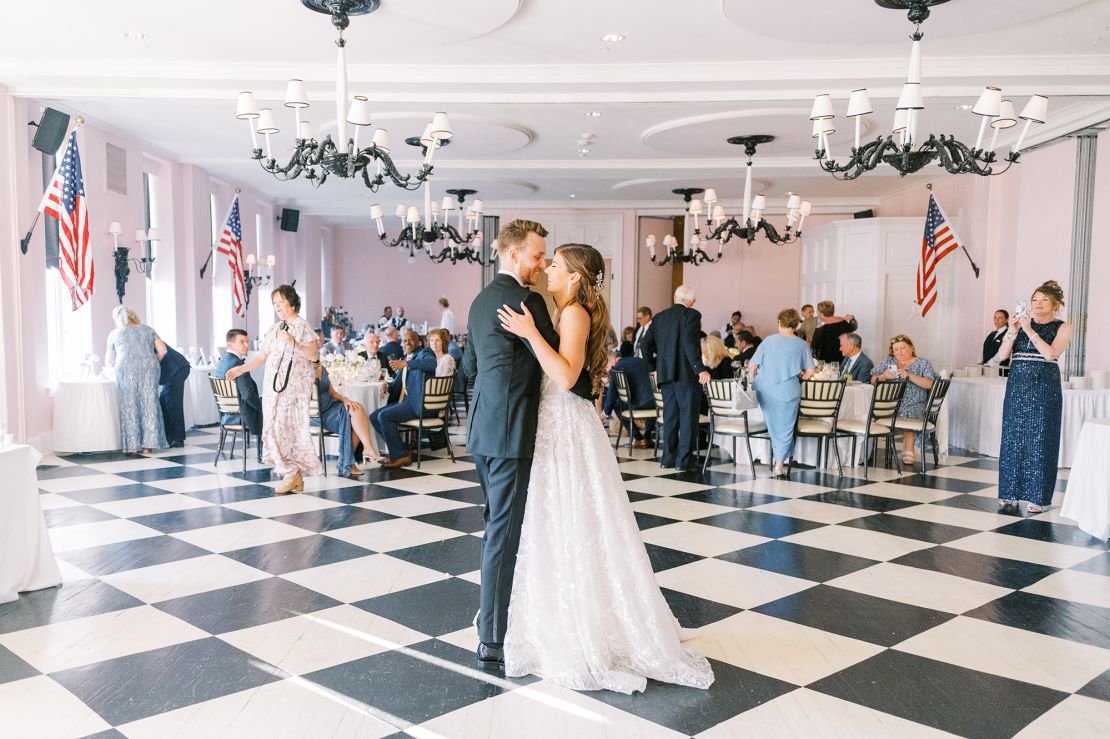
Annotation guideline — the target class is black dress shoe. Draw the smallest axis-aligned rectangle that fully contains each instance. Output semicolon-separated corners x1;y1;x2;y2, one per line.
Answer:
476;642;505;673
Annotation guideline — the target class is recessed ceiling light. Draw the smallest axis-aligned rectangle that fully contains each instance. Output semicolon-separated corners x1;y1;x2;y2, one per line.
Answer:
954;104;972;111
123;31;146;40
578;148;591;154
569;194;576;198
576;138;592;146
585;111;602;118
580;132;594;138
601;33;625;43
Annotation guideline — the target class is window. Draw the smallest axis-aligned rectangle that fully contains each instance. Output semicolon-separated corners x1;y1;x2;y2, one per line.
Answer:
143;168;176;345
210;191;233;357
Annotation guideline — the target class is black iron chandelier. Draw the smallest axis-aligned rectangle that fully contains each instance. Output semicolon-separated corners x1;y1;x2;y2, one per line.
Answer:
644;188;724;267
704;135;811;246
810;0;1048;180
234;1;452;192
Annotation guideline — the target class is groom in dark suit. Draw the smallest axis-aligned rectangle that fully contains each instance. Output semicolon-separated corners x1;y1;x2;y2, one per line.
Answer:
463;219;590;673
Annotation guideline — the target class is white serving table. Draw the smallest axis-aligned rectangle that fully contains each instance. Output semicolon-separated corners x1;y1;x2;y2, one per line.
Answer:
0;444;62;603
52;378;121;453
1061;418;1110;540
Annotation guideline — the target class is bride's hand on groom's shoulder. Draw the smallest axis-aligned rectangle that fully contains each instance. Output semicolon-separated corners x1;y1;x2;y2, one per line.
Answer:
498;302;537;339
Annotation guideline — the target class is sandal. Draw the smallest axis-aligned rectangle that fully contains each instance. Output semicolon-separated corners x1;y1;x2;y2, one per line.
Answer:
1026;503;1043;514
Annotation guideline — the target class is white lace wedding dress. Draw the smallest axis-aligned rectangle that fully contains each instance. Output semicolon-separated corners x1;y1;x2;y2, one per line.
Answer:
504;375;715;694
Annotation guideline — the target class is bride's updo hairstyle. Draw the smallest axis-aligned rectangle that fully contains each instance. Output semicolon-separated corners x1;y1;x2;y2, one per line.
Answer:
1032;280;1065;315
554;243;610;396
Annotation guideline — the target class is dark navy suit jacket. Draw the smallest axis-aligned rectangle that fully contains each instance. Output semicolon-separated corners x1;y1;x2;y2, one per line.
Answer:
386;347;437;412
840;351;875;382
214;352;263;434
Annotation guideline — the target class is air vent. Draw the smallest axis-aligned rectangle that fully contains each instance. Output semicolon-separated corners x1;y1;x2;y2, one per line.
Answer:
105;142;127;194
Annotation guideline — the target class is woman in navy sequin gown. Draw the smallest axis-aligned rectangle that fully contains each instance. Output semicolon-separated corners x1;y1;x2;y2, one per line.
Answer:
994;281;1073;513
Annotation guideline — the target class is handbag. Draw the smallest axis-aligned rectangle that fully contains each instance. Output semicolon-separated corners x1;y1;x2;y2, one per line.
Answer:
731;381;759;411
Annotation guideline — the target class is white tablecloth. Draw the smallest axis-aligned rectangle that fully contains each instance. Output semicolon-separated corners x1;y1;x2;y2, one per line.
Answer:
184;365;220;428
0;444;62;603
1061;419;1110;540
947;377;1110;467
716;381;949;469
53;378;121;453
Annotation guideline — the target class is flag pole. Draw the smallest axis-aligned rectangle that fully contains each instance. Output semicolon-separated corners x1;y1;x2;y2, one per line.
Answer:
20;116;85;255
199;188;241;279
927;183;980;279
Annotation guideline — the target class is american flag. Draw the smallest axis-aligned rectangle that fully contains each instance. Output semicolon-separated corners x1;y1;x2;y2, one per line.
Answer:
39;131;93;310
915;194;962;318
215;196;247;317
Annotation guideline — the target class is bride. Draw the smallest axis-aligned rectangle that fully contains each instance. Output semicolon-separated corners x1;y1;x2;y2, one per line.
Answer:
496;242;714;694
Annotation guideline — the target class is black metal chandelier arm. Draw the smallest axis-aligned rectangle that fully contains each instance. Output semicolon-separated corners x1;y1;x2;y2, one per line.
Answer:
378;228;422;250
707;219;752;246
757;220;800;245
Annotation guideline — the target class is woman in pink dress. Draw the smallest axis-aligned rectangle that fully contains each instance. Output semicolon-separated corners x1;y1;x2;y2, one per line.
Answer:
226;285;322;493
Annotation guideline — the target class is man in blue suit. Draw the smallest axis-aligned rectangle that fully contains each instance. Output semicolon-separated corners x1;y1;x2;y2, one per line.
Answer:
838;332;875;382
158;339;192;447
369;329;437;468
214;329;263;445
602;354;655;447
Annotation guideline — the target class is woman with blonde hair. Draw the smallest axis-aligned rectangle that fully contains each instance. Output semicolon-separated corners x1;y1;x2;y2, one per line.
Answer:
497;243;713;694
105;306;167;453
992;280;1073;512
701;334;734;381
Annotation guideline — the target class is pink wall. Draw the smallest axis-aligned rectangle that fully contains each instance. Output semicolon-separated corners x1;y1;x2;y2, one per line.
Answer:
636;216;676;321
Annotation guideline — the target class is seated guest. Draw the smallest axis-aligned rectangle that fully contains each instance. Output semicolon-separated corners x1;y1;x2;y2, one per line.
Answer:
983;309;1011;366
158;340;192;448
321;325;352;356
701;334;735;381
796;304;817;344
427;328;456;377
838;332;874;381
872;334;937;466
376;306;394;331
369;329;438;467
734;330;758;364
810;301;858;363
214;329;263;440
357;331;391;370
312;361;380;474
620;326;635;358
391;305;410;332
379;326;404;364
602;353;655;448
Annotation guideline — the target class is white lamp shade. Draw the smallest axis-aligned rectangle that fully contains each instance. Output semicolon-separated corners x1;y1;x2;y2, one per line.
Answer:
812;119;835;138
431;202;440;214
646;234;656;248
472;199;484;213
896;82;925;111
235;92;260;120
892;109;908;133
1020;95;1049;124
245;252;257;266
265;254;276;267
371;128;391;152
972;86;1003;117
283;79;309;108
430;112;453;141
134;229;147;242
688;199;704;216
298;121;315;141
406;207;421;224
441;195;456;211
810;93;836;121
663;234;677;248
711;205;725;220
394;205;407;218
146;227;161;241
800;201;813;216
750;195;767;212
108;220;123;236
346;96;372;126
991;100;1018;129
846;88;874;117
786;193;802;210
256;108;279;134
419;123;435;148
369;204;384;220
703;188;718;203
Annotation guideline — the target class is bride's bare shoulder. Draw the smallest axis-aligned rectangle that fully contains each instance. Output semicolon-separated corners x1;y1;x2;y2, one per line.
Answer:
553;303;589;334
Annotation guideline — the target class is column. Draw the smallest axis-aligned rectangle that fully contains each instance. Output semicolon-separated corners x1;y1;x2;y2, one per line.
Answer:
1067;130;1097;378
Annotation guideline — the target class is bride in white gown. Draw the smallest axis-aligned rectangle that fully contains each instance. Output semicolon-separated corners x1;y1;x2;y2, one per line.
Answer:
496;243;714;695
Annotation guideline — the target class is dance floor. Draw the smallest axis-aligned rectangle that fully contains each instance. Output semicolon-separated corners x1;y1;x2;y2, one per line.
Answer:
2;420;1110;738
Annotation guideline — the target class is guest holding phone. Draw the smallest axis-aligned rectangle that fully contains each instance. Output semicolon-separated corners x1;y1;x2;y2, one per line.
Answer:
871;334;936;466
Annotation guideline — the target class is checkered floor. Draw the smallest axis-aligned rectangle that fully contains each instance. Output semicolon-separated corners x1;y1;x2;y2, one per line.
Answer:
2;420;1110;739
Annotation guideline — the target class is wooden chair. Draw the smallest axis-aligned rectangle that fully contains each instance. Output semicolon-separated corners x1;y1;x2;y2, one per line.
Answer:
612;370;657;455
702;379;767;477
893;377;951;472
208;376;257;473
308;384;339;476
836;379;907;479
790;378;848;477
400;375;457;469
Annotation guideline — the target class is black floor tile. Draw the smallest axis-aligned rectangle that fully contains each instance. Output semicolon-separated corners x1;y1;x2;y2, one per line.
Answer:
992;518;1108;549
129;505;259;534
719;540;879;583
361;467;425;484
270;505;396;533
224;468;277;483
960;458;1000;471
76;728;126;739
430;487;486;506
156;453;229;466
412;506;486;534
223;534;374;575
808;650;1067;738
307;483;410;505
154;577;340;634
676;487;785;509
935;492;1026;516
645;543;705;573
787;470;872;489
183;483;277;504
660;588;741;629
753;584;954;647
441;468;483;485
626;490;659;503
0;644;39;684
590;658;796;736
693;510;827;539
0;580;142;635
304;639;504;728
888;474;993;494
798;490;920;513
354;578;479;636
839;513;980;544
61;452;137;464
57;535;209;576
50;638;284;726
963;591;1110;651
116;466;213;482
892;546;1059;589
1078;668;1110;703
660;469;754;487
58;484;167;505
387;535;482;575
635;512;678;531
43;506;118;528
35;465;99;480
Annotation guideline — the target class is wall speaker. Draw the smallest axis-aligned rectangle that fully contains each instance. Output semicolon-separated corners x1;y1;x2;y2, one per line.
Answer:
853;209;875;219
279;208;300;232
31;107;71;154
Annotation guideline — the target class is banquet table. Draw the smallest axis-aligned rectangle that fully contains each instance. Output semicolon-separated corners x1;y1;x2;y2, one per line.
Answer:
1060;419;1110;540
183;365;220;429
0;444;62;604
946;376;1110;467
715;381;950;470
331;380;388;456
52;377;121;453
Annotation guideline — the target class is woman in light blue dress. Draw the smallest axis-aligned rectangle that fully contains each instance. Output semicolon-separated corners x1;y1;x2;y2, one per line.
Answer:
750;308;815;478
105;306;167;453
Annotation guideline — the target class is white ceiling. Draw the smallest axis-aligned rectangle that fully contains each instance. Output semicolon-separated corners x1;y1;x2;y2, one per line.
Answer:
3;0;1110;225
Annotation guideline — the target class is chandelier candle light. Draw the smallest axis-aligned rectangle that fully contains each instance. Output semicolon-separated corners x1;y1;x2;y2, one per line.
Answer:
242;253;276;310
110;223;160;304
370;175;487;265
234;1;453;191
644;188;724;267
810;0;1048;180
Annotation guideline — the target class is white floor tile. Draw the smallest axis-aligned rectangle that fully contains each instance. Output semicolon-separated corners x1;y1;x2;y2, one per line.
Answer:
186;457;272;474
170;518;314;553
101;553;272;603
655;558;814;610
37;473;139;494
354;494;472;518
373;474;479;494
925;466;1002;484
83;457;180;473
258;474;367;493
89;493;213;518
943;532;1103;569
781;526;934;562
1014;694;1110;739
888;504;1016;531
0;676;111;738
38;493;83;511
618;460;676;477
748;499;879;525
849;481;960;504
629;496;738;522
723;478;837;499
144;474;257;493
640;522;769;558
48;518;162;553
1022;569;1110;610
826;562;1013;614
322;519;466;553
221;493;345;518
623;477;715;497
280;554;448;602
404;458;476;475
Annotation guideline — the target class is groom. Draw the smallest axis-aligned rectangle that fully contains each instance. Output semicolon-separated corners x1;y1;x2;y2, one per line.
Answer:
463;219;589;673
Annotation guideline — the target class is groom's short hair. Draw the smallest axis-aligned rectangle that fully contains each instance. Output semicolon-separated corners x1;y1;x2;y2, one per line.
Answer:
497;219;548;258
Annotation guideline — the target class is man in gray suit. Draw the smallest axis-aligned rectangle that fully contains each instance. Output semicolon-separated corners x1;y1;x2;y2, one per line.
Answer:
463;219;590;674
839;332;875;382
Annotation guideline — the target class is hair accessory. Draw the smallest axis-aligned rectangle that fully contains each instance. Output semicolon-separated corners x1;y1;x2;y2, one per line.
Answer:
594;270;605;291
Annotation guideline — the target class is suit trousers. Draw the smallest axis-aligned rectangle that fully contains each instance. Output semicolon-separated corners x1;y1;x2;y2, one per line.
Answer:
159;366;190;445
472;454;532;645
661;380;700;468
369;402;425;459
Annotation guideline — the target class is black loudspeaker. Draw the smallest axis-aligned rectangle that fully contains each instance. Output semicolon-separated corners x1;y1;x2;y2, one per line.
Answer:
853;209;875;219
279;208;300;232
31;107;71;154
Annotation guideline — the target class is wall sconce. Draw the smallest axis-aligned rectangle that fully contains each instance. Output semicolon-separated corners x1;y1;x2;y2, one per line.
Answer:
243;253;276;310
110;223;161;303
